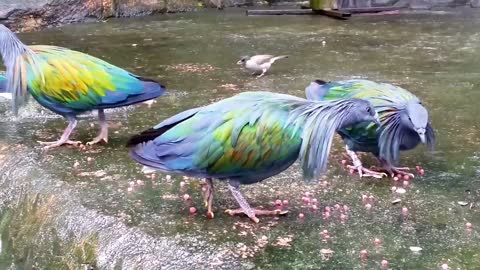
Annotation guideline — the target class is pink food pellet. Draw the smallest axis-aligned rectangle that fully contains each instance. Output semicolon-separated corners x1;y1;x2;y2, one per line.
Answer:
349;169;355;174
298;213;305;219
312;198;318;205
340;214;348;221
343;205;349;212
393;176;399;181
368;195;375;201
402;207;408;215
419;169;425;175
391;186;397;192
311;204;318;210
466;222;473;229
396;174;402;179
127;187;133;192
323;211;331;219
322;229;328;235
341;159;347;165
362;194;368;201
374;238;381;246
365;203;372;210
403;175;410;181
129;181;135;187
180;181;186;188
359;249;368;259
136;180;144;186
282;200;289;206
381;259;388;269
416;165;421;171
183;194;190;201
334;204;341;210
323;234;330;240
403;180;409;186
73;161;80;169
275;199;282;206
305;191;311;197
325;206;331;212
302;197;310;204
441;264;449;270
189;207;197;214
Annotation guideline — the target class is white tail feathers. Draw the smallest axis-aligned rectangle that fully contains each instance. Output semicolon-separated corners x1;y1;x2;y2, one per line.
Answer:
270;55;289;64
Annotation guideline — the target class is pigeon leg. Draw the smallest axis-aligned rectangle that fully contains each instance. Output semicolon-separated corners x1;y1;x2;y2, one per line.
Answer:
38;117;82;149
87;109;108;145
378;159;414;178
225;181;287;223
345;146;386;178
256;68;267;78
201;178;215;218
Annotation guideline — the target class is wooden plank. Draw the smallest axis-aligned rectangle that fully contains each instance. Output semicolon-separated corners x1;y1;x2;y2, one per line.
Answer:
246;9;316;15
339;7;402;13
314;9;351;19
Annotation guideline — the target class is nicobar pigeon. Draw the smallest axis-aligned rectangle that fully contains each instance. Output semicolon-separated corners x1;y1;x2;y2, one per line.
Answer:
127;91;379;223
305;79;435;178
0;24;166;149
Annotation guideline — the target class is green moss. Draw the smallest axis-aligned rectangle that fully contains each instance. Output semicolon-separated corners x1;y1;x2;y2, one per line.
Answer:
0;193;99;269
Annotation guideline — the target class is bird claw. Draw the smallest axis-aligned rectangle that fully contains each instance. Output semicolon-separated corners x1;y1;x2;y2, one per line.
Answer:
225;208;287;223
374;166;414;178
38;140;82;150
347;165;387;179
86;137;108;146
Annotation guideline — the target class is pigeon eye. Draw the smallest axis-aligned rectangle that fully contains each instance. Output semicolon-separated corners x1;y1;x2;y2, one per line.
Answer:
366;107;371;113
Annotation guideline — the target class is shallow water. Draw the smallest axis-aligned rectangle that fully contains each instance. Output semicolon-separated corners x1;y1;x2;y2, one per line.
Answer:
1;8;480;269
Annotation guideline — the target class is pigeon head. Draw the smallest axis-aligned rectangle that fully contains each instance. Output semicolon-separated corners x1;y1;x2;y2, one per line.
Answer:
338;99;379;129
402;102;429;143
236;56;250;65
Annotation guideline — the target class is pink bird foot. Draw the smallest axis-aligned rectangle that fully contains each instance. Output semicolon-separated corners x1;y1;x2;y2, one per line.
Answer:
39;139;82;149
225;208;288;223
87;109;109;146
380;166;414;178
347;165;387;179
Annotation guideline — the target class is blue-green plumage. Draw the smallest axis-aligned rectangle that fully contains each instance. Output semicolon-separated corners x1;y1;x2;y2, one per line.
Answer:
305;79;435;177
128;91;379;222
0;25;167;148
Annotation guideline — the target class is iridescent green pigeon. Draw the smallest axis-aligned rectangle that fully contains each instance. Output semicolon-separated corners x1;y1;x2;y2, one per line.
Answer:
305;79;435;178
128;91;379;222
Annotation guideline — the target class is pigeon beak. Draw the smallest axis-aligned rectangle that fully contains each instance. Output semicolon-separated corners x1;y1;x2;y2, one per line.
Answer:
236;60;243;65
373;112;381;125
418;133;426;144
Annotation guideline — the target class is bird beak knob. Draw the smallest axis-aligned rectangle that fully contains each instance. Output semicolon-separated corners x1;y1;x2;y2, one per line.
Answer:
236;60;243;65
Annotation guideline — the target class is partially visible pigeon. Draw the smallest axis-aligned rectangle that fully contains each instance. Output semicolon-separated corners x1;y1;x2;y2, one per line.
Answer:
237;55;288;78
0;74;12;100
